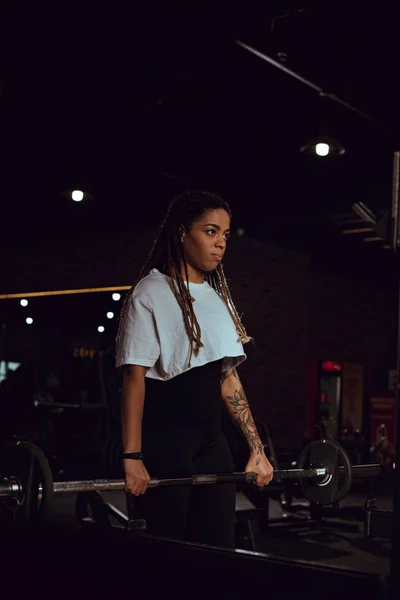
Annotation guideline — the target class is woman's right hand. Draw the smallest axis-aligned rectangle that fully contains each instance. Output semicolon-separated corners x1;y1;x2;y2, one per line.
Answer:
123;460;151;496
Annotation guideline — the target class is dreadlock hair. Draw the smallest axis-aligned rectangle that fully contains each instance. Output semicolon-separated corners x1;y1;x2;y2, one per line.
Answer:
116;189;251;368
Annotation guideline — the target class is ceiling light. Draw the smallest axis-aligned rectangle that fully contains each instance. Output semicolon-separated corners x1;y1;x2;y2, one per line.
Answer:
315;143;329;156
300;136;345;157
72;190;84;202
20;299;28;307
112;293;121;301
107;312;114;319
26;317;33;325
98;325;105;333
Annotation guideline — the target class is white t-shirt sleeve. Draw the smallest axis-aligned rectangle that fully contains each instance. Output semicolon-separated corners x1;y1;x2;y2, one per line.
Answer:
115;297;161;369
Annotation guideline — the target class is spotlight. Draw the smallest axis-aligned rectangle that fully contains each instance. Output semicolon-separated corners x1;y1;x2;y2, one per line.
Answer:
20;299;28;307
300;136;345;157
98;325;105;333
107;312;114;319
72;190;84;202
112;293;121;301
315;143;329;157
26;317;33;325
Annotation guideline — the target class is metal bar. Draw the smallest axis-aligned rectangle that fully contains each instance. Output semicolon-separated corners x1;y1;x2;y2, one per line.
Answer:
342;228;375;235
52;472;257;494
350;464;381;478
363;237;383;243
236;41;384;127
1;463;381;500
352;202;377;225
236;40;322;93
391;152;400;251
51;468;328;494
32;400;103;410
54;480;125;494
54;464;379;493
0;481;13;498
33;400;81;409
389;150;400;600
274;468;326;480
363;237;384;243
0;285;131;300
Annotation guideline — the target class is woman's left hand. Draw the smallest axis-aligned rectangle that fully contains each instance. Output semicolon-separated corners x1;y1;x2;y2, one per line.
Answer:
245;450;274;487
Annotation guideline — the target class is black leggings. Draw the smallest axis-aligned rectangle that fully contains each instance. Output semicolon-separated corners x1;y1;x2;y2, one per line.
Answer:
132;424;236;548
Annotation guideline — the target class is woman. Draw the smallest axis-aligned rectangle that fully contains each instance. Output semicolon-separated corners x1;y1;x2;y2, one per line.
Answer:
116;189;273;549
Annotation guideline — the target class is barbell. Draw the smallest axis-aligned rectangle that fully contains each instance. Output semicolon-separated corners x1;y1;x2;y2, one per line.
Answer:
32;399;103;410
0;439;381;527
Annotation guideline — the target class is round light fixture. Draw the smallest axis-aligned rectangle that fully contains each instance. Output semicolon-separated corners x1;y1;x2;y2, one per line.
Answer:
20;299;28;307
98;325;105;333
315;142;329;157
112;293;121;301
72;190;84;202
300;136;345;157
107;312;114;319
26;317;33;325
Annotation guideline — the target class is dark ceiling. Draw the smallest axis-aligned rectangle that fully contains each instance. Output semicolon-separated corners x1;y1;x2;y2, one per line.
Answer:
2;0;400;255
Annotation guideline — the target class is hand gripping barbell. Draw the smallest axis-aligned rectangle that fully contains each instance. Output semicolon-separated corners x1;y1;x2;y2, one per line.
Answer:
0;439;381;527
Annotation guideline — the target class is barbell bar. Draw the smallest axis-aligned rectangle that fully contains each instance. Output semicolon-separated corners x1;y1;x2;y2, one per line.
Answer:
0;466;328;500
33;399;103;410
0;440;381;526
0;463;381;500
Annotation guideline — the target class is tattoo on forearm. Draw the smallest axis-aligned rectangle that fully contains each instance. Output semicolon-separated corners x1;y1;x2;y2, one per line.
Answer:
220;367;238;386
224;386;263;464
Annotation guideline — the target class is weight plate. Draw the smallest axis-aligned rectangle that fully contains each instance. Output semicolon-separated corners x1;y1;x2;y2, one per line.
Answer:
0;441;54;526
298;440;353;506
102;435;124;478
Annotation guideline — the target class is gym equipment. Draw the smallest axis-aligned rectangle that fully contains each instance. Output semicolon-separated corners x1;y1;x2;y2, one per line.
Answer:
0;439;380;527
364;499;392;540
75;490;127;529
0;441;54;526
33;399;103;410
298;439;353;504
343;152;400;600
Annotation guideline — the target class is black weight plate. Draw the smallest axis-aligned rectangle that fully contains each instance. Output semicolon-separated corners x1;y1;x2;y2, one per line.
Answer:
298;440;353;506
0;441;54;526
102;435;124;478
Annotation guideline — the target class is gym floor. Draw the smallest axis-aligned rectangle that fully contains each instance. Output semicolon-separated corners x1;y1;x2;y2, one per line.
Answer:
255;493;391;575
47;486;392;576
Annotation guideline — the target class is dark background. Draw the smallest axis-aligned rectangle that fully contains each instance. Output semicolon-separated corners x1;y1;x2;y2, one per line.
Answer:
1;0;399;450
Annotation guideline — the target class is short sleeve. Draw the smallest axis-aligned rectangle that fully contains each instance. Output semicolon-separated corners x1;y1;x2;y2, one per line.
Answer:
115;298;161;369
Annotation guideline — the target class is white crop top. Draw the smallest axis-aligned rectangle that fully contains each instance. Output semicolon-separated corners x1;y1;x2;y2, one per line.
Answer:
115;268;246;380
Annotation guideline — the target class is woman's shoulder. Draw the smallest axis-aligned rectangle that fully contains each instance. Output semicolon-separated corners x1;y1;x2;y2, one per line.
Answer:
131;269;171;308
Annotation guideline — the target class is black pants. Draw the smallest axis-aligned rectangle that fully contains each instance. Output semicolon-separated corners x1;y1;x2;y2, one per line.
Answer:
130;359;236;549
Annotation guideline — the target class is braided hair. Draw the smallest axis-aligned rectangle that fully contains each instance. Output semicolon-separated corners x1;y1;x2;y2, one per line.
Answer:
116;189;251;367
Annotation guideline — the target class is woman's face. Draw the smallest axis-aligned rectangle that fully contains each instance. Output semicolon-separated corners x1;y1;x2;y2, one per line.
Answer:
181;209;231;273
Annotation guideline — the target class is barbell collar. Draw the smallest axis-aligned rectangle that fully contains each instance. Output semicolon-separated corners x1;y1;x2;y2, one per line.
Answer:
0;479;19;499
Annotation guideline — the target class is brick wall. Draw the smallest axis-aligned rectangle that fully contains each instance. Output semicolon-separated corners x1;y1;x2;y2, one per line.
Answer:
1;228;398;452
223;236;310;452
310;269;398;397
0;229;155;294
